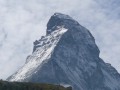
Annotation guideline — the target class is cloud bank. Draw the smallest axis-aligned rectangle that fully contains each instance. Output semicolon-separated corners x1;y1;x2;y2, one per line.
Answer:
0;0;120;79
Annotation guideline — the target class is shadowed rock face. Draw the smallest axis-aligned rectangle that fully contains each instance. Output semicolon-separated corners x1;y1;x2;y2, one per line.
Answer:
47;13;79;35
8;13;120;90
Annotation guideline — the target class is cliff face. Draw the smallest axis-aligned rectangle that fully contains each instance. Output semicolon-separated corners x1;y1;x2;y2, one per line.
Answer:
8;13;120;90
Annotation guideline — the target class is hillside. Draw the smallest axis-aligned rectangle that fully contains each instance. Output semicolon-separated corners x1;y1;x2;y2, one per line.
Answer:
0;80;72;90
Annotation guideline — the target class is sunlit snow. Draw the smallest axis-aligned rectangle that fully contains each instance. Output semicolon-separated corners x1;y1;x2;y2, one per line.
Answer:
9;27;68;81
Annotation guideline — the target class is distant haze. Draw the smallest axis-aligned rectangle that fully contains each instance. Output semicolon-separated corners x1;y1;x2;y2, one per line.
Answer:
0;0;120;79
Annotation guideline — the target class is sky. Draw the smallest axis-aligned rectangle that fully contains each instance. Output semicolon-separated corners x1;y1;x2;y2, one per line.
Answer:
0;0;120;80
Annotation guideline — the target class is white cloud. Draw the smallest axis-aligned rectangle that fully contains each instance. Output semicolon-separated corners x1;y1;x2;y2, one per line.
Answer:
0;0;120;79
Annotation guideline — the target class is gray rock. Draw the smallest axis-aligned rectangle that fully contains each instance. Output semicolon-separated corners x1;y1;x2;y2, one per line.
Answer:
7;13;120;90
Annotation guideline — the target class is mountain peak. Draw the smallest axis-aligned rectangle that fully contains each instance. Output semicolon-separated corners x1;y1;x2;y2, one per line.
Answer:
47;13;79;35
8;13;120;90
53;13;73;20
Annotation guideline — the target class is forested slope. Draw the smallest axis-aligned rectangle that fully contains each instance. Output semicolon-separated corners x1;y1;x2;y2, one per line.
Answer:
0;80;72;90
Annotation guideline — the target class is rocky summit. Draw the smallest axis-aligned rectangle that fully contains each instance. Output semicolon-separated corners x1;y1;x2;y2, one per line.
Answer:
8;13;120;90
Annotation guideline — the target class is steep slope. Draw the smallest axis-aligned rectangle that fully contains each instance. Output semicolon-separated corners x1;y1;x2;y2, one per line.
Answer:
8;27;68;81
0;80;71;90
8;13;120;90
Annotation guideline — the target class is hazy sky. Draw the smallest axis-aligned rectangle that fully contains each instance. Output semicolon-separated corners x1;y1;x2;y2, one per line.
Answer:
0;0;120;79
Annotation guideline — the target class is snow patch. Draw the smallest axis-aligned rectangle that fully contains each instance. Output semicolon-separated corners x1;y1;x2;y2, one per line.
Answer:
60;83;71;88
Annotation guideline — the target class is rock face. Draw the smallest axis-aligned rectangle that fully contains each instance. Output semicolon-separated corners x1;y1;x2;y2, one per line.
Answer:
8;13;120;90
